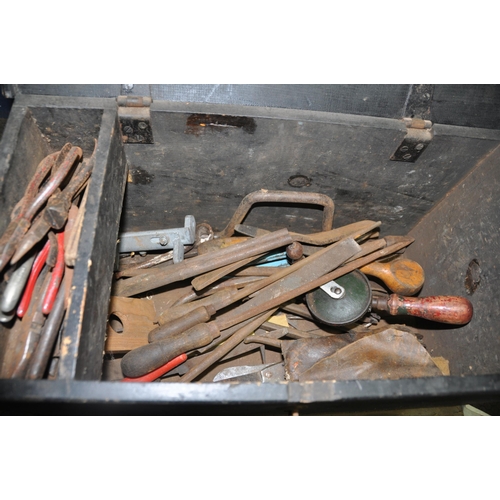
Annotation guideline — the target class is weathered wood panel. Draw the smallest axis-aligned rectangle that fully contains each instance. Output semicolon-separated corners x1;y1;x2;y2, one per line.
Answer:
121;107;499;238
406;144;500;376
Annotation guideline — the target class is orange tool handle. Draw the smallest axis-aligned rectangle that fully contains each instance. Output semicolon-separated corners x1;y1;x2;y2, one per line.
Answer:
360;258;425;295
122;353;188;382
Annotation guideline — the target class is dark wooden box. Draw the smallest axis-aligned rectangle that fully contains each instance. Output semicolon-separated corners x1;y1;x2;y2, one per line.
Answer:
1;85;499;414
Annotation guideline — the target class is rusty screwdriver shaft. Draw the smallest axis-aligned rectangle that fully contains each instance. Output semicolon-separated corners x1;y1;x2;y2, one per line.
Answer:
179;310;278;383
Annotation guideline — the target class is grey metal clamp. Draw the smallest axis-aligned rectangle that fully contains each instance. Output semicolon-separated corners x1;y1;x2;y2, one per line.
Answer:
117;215;196;263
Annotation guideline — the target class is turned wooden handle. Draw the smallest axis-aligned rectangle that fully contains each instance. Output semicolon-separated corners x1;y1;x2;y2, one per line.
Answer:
360;258;425;295
148;305;215;343
373;294;473;325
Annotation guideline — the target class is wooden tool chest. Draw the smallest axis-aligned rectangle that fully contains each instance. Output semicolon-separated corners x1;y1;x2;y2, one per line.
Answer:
1;84;499;415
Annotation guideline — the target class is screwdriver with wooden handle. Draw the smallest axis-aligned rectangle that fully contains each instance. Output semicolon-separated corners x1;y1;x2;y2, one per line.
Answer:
372;293;473;325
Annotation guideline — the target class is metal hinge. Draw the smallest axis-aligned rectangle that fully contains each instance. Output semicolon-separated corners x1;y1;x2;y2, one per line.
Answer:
390;117;433;163
117;95;154;144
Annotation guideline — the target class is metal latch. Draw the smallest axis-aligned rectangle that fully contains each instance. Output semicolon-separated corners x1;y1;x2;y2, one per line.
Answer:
117;95;154;144
117;215;196;263
390;118;433;163
320;279;346;299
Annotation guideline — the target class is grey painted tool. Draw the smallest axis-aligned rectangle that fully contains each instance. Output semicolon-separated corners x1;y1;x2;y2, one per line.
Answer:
1;253;36;313
0;310;15;323
117;215;196;263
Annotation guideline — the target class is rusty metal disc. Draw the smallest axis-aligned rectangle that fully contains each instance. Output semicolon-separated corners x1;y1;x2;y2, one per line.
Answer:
306;270;372;326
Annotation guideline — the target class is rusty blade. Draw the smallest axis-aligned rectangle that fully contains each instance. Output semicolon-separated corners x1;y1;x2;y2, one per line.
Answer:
190;251;269;291
215;237;362;331
171;276;264;307
235;220;381;246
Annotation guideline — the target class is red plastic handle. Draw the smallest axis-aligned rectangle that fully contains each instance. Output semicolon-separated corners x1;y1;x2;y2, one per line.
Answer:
42;231;65;315
122;353;188;382
17;240;50;318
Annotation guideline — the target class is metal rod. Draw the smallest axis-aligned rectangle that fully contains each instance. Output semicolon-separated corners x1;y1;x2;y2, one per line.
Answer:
171;276;264;307
179;309;278;383
26;280;67;379
190;251;269;291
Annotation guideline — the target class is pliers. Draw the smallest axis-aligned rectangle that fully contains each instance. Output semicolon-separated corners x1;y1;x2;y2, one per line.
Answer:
11;141;96;265
16;229;65;319
0;144;82;274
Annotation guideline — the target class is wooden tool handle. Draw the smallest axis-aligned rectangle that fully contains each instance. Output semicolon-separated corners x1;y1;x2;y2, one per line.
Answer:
360;258;424;295
373;294;473;325
121;322;220;378
148;305;215;343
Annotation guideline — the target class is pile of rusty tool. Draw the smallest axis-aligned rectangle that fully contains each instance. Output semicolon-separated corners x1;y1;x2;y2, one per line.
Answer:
108;189;474;384
0;141;96;379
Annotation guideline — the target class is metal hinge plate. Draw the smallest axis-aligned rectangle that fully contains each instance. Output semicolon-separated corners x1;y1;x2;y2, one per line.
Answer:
117;95;154;144
391;118;433;163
